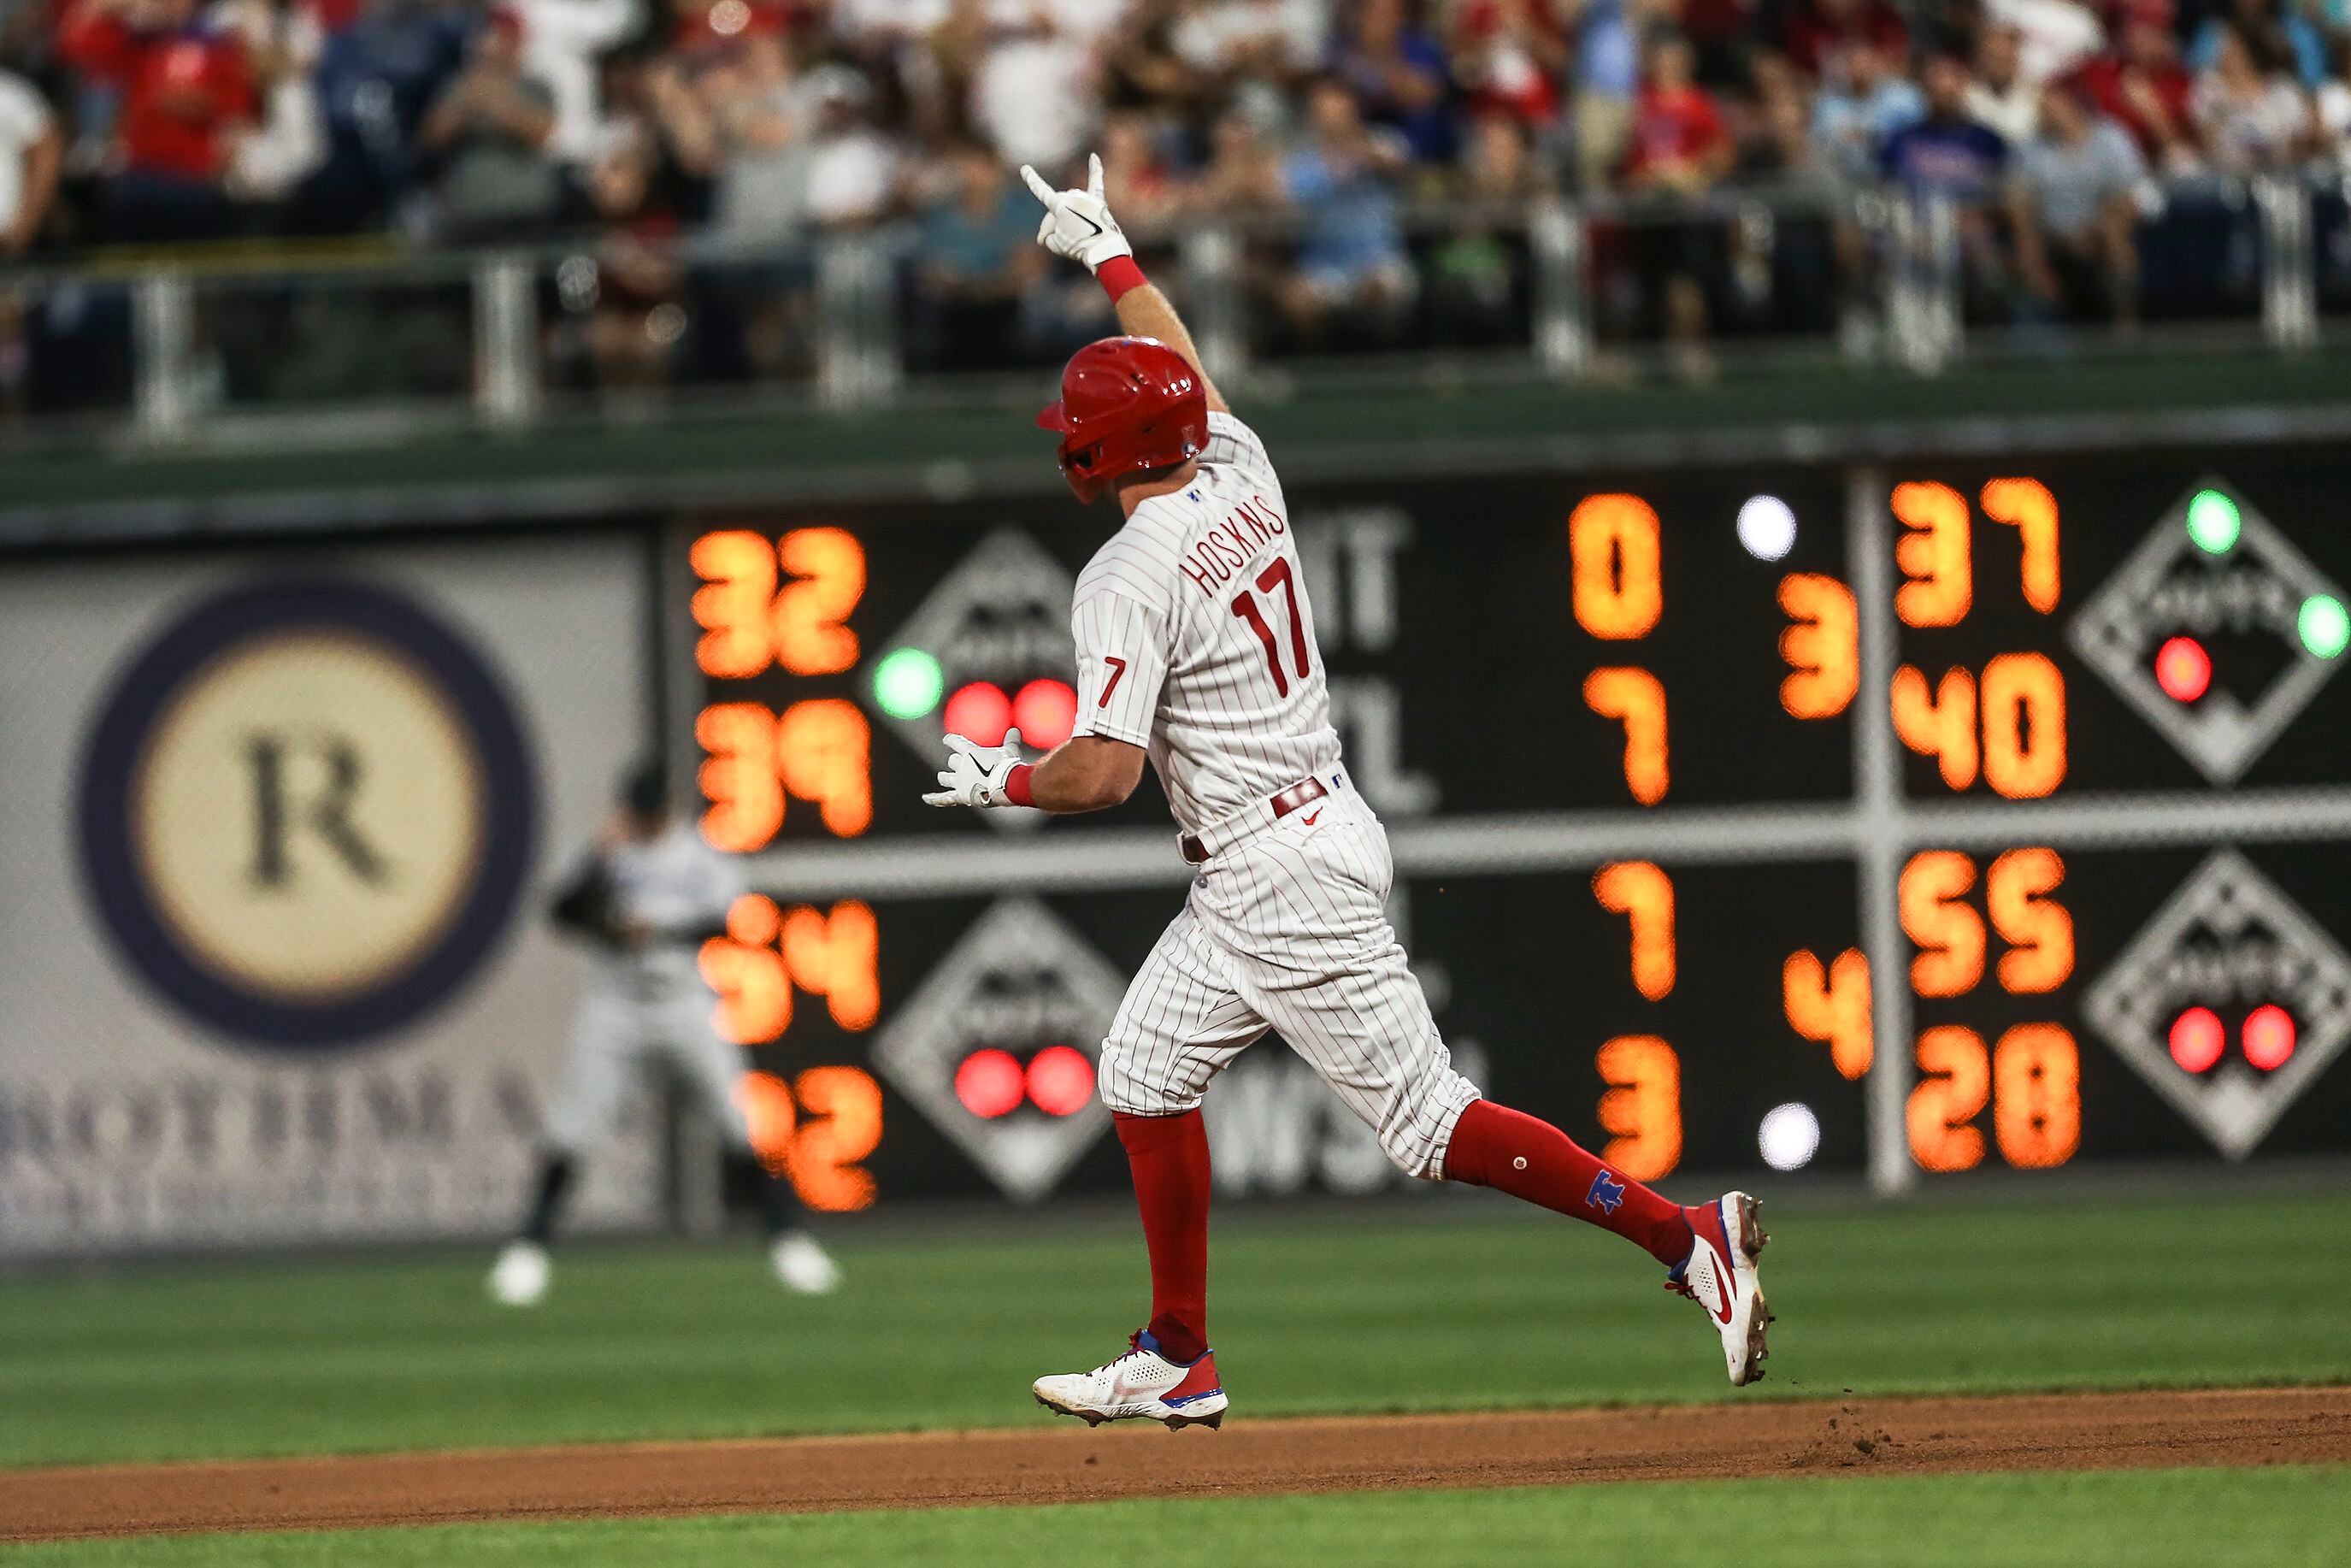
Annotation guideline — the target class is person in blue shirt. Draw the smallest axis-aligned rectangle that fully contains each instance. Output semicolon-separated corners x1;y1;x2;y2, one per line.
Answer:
1329;0;1455;164
1277;77;1416;346
1878;52;2007;200
2187;0;2327;87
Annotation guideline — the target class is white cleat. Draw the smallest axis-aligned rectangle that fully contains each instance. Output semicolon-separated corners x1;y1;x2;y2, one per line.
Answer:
488;1241;550;1307
1670;1191;1773;1387
1033;1330;1227;1430
770;1231;842;1295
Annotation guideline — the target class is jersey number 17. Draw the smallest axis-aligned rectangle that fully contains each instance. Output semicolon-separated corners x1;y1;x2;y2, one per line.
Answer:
1230;558;1312;696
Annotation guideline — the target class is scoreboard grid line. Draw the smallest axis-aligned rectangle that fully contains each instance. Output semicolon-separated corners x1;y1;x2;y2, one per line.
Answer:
741;784;2351;899
1849;469;1918;1196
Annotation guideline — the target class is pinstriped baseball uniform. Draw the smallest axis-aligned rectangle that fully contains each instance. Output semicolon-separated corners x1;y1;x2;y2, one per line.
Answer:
543;822;755;1155
1080;412;1482;1179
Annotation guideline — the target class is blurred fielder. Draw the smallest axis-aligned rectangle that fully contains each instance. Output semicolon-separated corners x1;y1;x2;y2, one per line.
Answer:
924;156;1772;1429
489;763;841;1306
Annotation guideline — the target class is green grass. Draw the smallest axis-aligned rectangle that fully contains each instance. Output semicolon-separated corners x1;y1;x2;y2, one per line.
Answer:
7;1467;2347;1568
2;1192;2346;1469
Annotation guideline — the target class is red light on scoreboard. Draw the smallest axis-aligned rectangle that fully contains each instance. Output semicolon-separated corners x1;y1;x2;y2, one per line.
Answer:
955;1049;1026;1119
2243;1005;2297;1070
1026;1045;1096;1117
2154;636;2213;704
2168;1006;2225;1074
944;681;1014;746
1014;679;1079;750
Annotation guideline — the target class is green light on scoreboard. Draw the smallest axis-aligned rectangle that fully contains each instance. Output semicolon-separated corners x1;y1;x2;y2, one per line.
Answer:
874;648;946;720
2185;490;2241;555
2301;595;2351;660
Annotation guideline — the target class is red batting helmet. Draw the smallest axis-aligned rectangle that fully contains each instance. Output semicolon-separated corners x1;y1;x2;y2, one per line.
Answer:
1036;337;1209;504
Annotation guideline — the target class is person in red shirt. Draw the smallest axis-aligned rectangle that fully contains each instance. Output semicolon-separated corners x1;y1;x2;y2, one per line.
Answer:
62;0;256;241
1780;0;1909;80
1625;30;1733;188
2071;1;2199;170
1449;0;1569;127
1622;30;1735;374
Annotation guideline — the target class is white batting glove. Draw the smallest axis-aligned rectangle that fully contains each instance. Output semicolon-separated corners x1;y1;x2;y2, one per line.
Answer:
1020;154;1132;274
923;728;1027;809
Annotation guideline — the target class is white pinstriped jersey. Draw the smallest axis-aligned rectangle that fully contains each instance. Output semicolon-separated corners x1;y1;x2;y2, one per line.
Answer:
1069;411;1340;834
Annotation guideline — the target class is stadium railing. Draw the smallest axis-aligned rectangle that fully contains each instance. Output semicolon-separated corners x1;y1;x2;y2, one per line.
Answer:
0;169;2340;450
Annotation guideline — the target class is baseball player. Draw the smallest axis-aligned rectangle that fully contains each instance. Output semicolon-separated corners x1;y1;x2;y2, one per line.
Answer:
488;762;841;1306
923;157;1771;1429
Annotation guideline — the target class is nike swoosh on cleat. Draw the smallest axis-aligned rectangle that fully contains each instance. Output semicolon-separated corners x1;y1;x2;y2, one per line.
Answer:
1710;1259;1735;1323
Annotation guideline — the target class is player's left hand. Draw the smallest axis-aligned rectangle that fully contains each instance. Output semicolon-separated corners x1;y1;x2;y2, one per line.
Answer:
923;728;1028;808
1021;154;1132;274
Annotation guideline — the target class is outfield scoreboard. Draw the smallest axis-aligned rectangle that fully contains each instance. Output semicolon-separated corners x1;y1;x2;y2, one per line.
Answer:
675;450;2351;1209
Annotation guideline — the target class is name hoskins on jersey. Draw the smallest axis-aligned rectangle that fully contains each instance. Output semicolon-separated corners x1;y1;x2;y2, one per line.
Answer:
1069;412;1342;836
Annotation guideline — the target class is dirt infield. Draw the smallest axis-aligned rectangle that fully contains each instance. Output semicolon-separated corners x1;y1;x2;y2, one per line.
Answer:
5;1386;2345;1542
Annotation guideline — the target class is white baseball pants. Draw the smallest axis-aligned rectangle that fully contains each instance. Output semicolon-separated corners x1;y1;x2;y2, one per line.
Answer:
542;987;752;1155
1097;787;1482;1179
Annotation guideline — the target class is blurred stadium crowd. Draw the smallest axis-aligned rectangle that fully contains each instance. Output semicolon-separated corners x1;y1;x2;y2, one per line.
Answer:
3;0;2350;404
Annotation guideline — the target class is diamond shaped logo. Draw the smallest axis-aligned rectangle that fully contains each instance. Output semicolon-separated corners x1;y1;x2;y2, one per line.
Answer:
870;898;1124;1200
2069;479;2346;782
862;529;1076;833
2081;850;2351;1159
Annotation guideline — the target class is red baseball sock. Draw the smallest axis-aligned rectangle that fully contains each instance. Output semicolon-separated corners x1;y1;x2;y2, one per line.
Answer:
1112;1109;1211;1365
1443;1099;1692;1266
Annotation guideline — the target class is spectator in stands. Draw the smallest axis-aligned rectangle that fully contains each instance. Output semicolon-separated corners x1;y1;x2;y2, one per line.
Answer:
798;62;899;230
1558;0;1637;191
1879;51;2007;200
1623;27;1733;374
966;0;1123;174
2075;0;2198;171
1097;107;1183;229
1176;0;1327;89
1276;74;1414;346
305;0;476;233
1429;110;1543;344
1331;0;1453;164
576;121;688;390
2011;80;2143;322
415;6;559;241
1812;37;1922;177
1732;68;1843;333
1100;0;1204;116
62;0;257;242
2318;38;2351;171
1187;97;1284;212
1780;0;1907;81
1982;0;2102;88
910;137;1044;368
2188;0;2326;89
1967;21;2039;147
672;32;809;248
217;0;326;215
2190;20;2315;171
0;62;59;254
511;0;640;167
1450;0;1566;129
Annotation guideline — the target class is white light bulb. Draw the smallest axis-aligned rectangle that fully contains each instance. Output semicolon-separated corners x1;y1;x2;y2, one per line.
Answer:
1758;1102;1820;1172
1737;496;1798;562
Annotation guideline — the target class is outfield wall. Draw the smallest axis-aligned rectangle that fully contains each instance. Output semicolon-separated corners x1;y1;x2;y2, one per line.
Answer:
3;435;2348;1257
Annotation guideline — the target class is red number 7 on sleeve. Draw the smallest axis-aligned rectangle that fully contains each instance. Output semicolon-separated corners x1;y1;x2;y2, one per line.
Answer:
1099;656;1128;708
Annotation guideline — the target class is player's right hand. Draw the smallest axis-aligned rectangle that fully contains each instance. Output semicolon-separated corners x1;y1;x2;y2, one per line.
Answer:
1021;154;1132;274
923;728;1027;809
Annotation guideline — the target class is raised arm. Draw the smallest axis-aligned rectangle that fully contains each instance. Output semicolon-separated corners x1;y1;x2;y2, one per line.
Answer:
1022;155;1230;415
